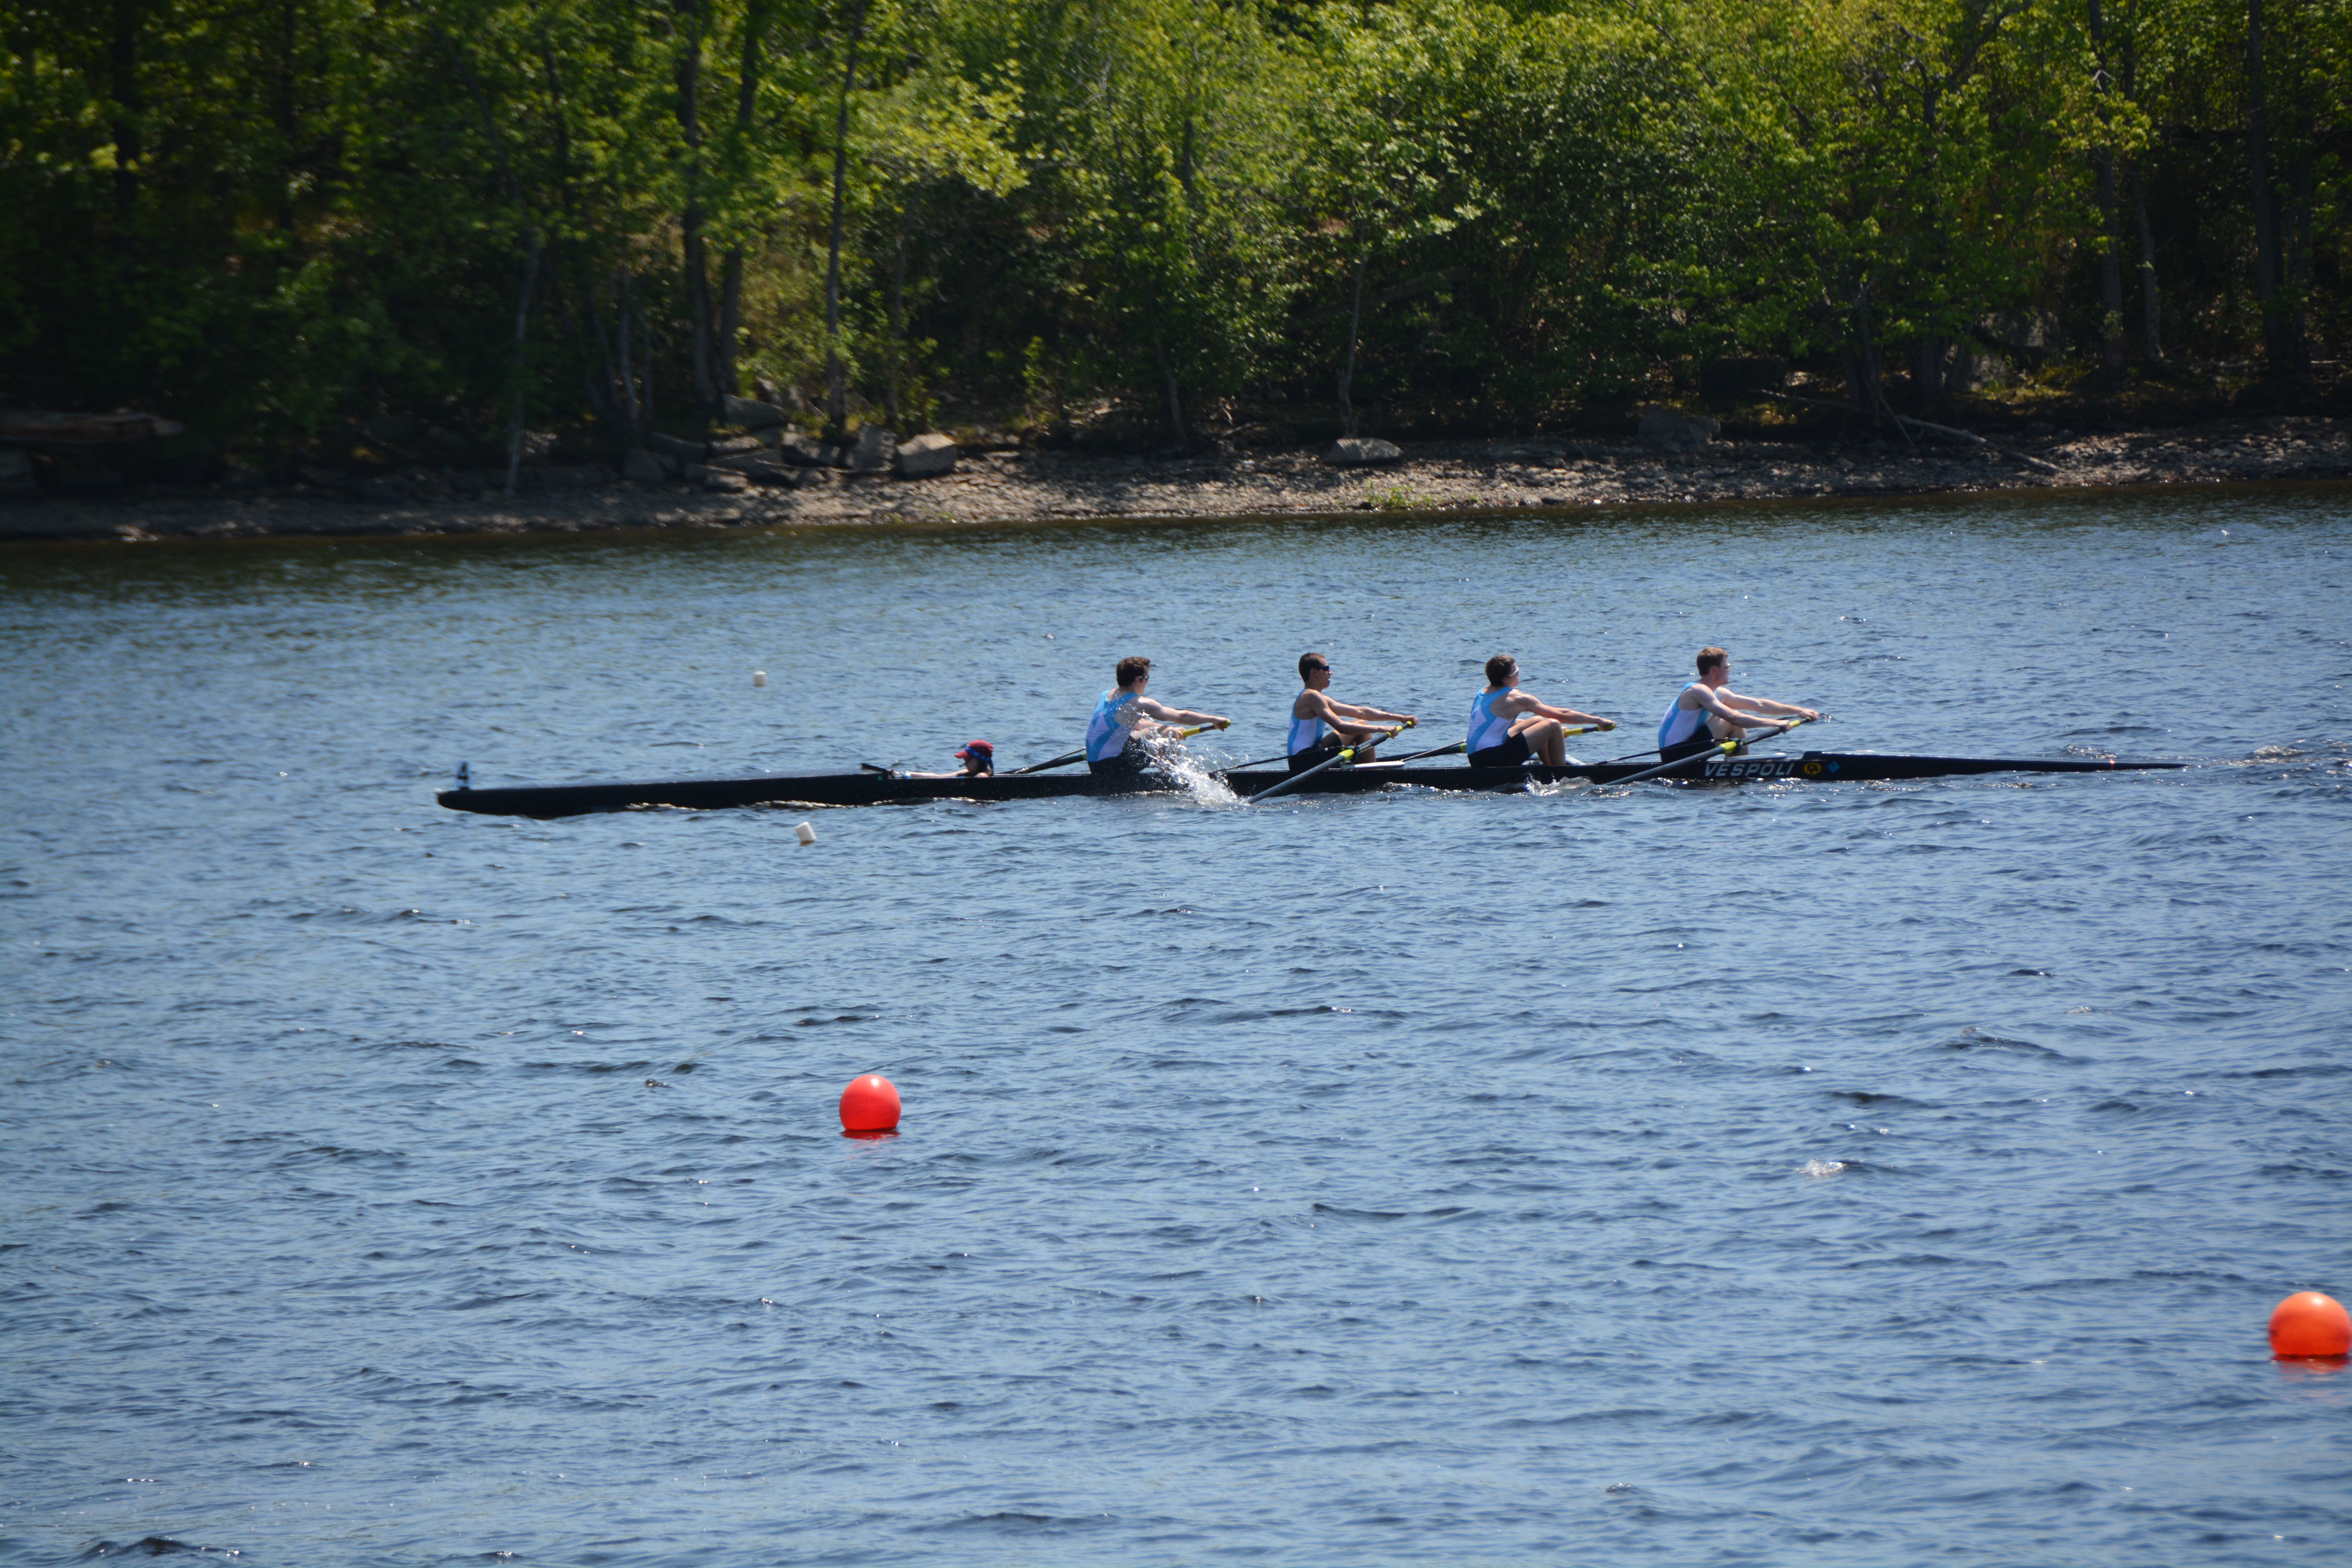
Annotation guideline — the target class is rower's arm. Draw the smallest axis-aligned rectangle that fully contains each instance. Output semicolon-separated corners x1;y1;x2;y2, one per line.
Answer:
1326;697;1415;724
1532;698;1615;730
1136;695;1228;728
1712;687;1819;721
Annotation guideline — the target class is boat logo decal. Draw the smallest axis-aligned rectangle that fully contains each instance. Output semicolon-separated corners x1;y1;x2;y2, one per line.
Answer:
1704;757;1800;780
1802;761;1822;776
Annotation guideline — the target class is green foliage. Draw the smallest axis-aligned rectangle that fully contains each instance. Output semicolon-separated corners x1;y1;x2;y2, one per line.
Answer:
1;0;2343;459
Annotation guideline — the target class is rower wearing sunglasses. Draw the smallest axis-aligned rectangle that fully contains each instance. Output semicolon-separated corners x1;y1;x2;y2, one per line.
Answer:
1286;653;1417;772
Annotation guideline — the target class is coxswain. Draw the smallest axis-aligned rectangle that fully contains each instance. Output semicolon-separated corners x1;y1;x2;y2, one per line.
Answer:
1287;652;1416;772
1466;654;1613;767
1085;656;1229;776
904;739;995;779
1656;647;1822;760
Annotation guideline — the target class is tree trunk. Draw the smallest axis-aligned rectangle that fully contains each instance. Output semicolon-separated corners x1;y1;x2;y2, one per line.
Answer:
640;285;656;430
823;0;871;439
1909;338;1955;416
2094;150;2125;383
885;211;908;428
1337;256;1365;438
618;270;641;436
676;0;717;413
108;0;141;232
2129;168;2165;369
718;250;745;404
1840;281;1884;427
592;268;648;442
2245;0;2290;372
713;2;767;403
505;229;543;495
2090;1;2125;385
1152;318;1186;451
2283;130;2313;377
276;0;298;232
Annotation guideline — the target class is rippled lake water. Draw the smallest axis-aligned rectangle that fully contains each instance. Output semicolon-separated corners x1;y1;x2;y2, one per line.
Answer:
4;488;2348;1566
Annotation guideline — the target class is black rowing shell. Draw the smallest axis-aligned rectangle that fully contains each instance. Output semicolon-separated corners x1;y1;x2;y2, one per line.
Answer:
436;751;2184;819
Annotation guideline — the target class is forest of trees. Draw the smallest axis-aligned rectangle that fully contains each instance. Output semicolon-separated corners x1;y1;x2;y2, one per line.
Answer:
3;0;2345;465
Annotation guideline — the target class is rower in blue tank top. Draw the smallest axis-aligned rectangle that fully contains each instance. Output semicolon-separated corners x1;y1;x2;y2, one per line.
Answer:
1285;652;1417;772
1656;646;1823;760
1083;655;1229;776
1466;653;1614;768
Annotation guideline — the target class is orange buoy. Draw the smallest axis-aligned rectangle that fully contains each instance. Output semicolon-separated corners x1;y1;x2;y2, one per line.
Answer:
839;1073;901;1135
2268;1291;2351;1358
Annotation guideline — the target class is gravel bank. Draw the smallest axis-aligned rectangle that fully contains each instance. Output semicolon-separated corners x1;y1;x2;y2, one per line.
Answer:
5;415;2346;544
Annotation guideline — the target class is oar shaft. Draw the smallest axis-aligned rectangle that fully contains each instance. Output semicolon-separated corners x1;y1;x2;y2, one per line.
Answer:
1245;725;1401;804
1612;720;1805;786
1383;739;1468;766
1020;721;1222;777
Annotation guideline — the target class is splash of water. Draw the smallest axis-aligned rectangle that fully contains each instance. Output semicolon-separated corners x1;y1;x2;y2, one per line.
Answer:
1138;730;1240;807
1799;1159;1847;1178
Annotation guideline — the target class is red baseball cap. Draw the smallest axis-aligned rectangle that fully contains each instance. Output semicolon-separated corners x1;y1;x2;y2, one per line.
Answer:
955;739;994;760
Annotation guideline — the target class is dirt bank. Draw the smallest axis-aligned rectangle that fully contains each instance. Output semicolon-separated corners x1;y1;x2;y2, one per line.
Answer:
4;414;2346;544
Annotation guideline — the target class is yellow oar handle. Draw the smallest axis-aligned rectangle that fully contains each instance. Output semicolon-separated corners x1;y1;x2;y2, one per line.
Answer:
1176;721;1229;738
1718;717;1804;756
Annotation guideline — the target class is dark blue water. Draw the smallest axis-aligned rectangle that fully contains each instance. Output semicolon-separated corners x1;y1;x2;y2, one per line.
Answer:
4;490;2348;1566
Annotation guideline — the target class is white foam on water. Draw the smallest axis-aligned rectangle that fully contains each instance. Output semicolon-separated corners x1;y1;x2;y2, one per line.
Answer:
1526;772;1593;798
1139;732;1240;807
1799;1159;1847;1178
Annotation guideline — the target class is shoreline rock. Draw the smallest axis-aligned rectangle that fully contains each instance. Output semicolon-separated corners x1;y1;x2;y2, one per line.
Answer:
3;416;2344;544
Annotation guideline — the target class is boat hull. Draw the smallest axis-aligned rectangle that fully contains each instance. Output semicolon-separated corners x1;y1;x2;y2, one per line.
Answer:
436;751;2184;819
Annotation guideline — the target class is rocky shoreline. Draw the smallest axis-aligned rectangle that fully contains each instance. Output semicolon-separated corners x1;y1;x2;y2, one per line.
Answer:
3;414;2345;545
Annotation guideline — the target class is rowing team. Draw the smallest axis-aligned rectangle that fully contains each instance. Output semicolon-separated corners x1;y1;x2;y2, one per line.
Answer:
924;646;1824;778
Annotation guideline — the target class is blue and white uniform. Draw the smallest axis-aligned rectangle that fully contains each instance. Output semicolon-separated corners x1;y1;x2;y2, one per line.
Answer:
1286;706;1325;757
1657;683;1713;753
1086;689;1140;763
1466;688;1515;757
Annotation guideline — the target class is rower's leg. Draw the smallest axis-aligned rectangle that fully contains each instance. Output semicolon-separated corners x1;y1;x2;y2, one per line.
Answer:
1516;715;1565;765
1706;714;1748;755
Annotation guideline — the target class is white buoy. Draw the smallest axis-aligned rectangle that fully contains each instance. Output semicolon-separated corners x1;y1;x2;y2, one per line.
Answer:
794;821;817;846
753;670;768;687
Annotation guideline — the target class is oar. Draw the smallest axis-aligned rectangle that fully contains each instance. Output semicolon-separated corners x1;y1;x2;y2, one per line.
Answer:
1245;726;1401;804
1018;722;1227;776
1010;748;1086;776
1601;711;1828;766
1454;723;1613;769
1230;716;1420;775
1381;739;1467;765
1610;719;1808;786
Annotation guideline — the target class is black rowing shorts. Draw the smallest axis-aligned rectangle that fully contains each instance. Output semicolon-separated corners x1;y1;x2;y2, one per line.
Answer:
1287;734;1377;772
1468;731;1532;769
1660;732;1736;762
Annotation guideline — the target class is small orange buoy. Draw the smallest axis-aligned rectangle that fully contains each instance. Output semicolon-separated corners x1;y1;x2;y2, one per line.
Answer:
839;1073;901;1135
2269;1291;2351;1358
